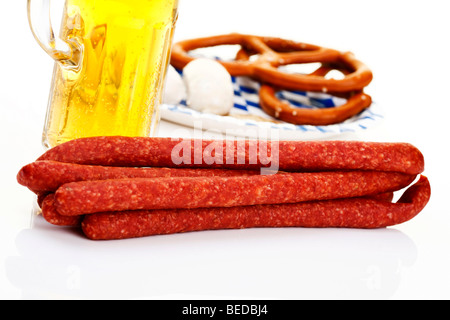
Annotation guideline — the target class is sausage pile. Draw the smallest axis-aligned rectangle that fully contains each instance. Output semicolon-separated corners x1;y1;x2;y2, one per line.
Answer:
17;136;431;241
171;33;373;125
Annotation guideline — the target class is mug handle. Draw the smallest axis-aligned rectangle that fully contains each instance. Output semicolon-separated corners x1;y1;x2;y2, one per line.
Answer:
27;0;82;69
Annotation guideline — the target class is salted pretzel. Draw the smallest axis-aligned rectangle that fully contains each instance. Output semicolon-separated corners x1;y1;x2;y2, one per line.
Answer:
259;86;372;126
171;33;373;93
257;64;373;126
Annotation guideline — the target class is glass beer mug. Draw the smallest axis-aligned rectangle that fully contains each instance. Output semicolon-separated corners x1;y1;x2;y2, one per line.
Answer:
27;0;179;148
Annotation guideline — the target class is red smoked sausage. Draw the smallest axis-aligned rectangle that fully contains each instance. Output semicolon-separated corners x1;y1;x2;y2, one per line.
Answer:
17;160;258;193
80;176;431;240
54;171;416;216
41;194;82;227
38;191;394;229
37;137;425;175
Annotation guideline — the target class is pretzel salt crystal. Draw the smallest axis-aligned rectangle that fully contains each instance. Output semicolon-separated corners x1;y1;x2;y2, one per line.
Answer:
170;33;373;93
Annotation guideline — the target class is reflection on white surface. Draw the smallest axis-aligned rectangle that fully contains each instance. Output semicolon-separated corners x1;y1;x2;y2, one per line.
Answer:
5;206;418;300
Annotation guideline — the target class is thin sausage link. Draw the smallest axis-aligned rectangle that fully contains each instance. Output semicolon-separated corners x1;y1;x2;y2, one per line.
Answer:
17;160;259;193
41;194;82;227
54;171;416;216
37;137;425;175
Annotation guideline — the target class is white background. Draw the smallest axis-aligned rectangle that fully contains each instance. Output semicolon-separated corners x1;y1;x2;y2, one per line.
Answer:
1;0;449;299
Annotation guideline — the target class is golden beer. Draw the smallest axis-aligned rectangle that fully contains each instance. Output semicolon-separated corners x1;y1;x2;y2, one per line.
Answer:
30;0;179;148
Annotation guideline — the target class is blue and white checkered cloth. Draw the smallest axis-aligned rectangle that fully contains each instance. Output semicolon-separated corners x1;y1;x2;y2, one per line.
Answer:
161;66;383;138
